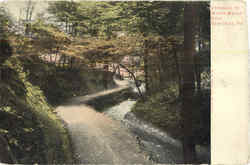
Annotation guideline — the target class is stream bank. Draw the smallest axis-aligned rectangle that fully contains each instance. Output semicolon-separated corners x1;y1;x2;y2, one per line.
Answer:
56;78;210;164
104;99;210;163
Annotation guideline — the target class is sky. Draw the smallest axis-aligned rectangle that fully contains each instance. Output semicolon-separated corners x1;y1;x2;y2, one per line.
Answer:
0;0;48;21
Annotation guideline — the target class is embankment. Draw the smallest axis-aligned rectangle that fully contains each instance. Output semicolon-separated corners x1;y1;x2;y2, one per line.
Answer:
0;56;117;163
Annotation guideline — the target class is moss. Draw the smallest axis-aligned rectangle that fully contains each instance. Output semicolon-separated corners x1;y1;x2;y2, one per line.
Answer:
0;57;74;163
20;57;116;105
0;55;125;163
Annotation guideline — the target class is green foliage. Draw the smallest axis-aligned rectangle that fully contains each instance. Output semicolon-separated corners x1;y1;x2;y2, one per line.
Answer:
30;21;71;53
132;88;210;145
0;57;74;163
0;6;13;39
1;2;210;162
20;56;117;105
42;69;116;105
47;1;120;37
120;2;184;36
199;2;210;40
132;89;181;138
47;1;185;37
142;35;183;93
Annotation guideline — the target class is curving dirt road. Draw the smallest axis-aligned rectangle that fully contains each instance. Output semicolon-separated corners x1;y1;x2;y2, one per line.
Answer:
56;79;151;164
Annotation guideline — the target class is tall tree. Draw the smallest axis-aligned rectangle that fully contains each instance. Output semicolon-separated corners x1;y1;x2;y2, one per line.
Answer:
0;6;13;36
194;2;210;92
0;6;13;64
181;2;197;163
23;0;36;36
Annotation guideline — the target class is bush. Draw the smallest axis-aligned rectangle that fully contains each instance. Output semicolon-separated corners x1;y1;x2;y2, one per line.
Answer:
131;88;210;145
0;57;74;163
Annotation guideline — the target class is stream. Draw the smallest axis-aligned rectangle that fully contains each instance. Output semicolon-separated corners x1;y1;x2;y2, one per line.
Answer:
103;82;210;163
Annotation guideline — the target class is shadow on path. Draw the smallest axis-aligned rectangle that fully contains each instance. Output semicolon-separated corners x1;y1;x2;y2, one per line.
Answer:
56;79;151;164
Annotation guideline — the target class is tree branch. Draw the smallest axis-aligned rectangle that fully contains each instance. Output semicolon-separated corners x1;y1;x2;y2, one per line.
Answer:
118;63;143;98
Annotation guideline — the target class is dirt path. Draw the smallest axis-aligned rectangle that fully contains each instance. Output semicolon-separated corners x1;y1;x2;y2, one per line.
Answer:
63;78;132;106
56;79;150;164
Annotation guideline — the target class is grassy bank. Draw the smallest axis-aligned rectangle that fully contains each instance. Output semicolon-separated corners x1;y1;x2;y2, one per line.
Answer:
0;57;74;163
131;88;210;146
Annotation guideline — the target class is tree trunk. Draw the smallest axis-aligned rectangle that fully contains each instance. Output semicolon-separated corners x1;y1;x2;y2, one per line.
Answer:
74;23;78;36
173;50;182;97
194;11;202;93
181;2;197;163
55;47;59;65
65;18;68;33
118;65;122;79
63;55;66;69
25;24;29;36
157;44;164;85
144;54;149;92
70;57;75;70
194;52;201;92
50;54;52;63
29;5;34;21
144;40;149;93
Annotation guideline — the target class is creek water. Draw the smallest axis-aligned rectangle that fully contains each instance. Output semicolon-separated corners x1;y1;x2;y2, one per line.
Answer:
103;82;210;163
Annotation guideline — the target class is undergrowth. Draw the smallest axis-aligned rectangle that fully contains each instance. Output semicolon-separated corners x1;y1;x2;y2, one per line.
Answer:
0;57;74;163
20;56;116;105
131;88;210;146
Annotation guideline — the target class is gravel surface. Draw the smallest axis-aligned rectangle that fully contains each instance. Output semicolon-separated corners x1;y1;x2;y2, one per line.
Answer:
56;78;210;164
56;79;151;164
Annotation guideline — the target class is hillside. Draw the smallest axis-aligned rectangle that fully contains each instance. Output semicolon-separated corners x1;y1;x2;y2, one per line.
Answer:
0;56;115;163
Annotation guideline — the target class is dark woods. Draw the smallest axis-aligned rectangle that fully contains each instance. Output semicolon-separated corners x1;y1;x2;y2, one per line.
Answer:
0;1;210;164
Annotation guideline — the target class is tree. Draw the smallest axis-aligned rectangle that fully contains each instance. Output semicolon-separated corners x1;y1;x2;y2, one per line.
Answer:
48;1;81;34
0;6;13;64
117;2;185;94
0;6;13;37
181;2;198;163
27;20;71;63
193;2;210;93
22;0;36;36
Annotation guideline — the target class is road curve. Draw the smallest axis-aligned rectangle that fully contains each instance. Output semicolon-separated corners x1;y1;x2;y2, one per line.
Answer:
56;79;151;164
